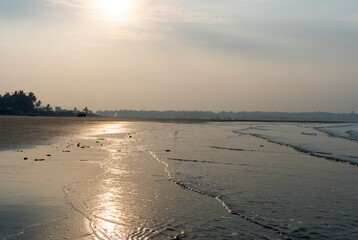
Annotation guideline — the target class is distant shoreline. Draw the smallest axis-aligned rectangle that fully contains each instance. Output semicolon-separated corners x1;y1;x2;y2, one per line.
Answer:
97;110;358;122
95;117;358;124
1;115;357;124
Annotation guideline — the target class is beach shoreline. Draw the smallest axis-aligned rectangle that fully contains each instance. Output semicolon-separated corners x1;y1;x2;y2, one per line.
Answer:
1;116;358;239
0;116;110;239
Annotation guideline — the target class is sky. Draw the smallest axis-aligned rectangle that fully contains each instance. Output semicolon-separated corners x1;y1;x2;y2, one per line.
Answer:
0;0;357;112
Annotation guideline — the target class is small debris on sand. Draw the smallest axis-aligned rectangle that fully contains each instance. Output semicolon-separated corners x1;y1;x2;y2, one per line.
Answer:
46;154;51;157
35;159;45;161
260;145;264;147
77;143;80;147
24;157;28;160
62;150;71;152
301;132;317;136
165;149;171;152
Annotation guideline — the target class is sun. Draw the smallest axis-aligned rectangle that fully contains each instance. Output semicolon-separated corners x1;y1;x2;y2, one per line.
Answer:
93;0;135;22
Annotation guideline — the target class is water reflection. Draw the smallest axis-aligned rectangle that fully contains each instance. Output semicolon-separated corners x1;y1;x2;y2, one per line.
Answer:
93;184;126;239
95;123;129;135
70;122;358;239
86;123;136;239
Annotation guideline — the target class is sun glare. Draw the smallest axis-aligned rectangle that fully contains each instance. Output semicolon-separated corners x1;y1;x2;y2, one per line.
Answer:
93;0;135;22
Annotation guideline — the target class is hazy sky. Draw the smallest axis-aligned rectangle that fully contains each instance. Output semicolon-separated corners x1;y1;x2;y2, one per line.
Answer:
1;0;357;112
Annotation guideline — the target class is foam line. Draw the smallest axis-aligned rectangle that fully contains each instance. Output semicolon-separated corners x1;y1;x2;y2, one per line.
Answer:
150;151;297;240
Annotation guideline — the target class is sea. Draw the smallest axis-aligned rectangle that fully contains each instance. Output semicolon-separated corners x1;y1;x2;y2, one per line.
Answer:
63;121;358;239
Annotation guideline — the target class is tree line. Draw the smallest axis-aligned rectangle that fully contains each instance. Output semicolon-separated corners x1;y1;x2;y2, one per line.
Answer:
0;90;42;115
0;90;93;117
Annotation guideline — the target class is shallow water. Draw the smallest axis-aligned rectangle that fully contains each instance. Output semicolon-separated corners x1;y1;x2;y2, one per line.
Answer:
63;122;358;239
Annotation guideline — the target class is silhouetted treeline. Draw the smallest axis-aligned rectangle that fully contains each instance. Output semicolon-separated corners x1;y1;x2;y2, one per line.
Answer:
0;90;95;117
97;110;358;122
0;90;40;115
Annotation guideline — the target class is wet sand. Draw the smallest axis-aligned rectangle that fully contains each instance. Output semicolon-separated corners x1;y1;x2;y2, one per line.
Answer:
0;116;109;239
1;117;358;239
0;116;116;150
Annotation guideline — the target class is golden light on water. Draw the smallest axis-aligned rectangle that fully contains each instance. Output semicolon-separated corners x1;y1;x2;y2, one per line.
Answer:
92;123;130;136
94;189;127;239
93;0;135;22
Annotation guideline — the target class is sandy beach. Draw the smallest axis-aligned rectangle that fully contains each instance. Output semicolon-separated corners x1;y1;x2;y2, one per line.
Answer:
0;116;109;239
1;116;358;239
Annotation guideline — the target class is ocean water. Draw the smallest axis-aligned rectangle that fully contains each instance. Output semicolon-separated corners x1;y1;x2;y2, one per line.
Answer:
59;121;358;239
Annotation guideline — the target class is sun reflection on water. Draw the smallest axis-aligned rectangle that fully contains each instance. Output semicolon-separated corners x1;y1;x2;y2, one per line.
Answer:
93;182;128;239
85;122;149;239
90;123;138;239
92;122;131;137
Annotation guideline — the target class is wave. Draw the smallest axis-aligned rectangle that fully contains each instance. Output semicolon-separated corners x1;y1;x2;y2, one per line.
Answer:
167;157;251;166
210;146;246;151
249;133;358;166
150;152;297;240
315;125;358;143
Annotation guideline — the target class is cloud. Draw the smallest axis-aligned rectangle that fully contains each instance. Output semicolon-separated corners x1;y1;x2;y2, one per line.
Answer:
108;28;173;42
46;0;87;8
139;2;230;24
47;0;230;24
45;0;231;44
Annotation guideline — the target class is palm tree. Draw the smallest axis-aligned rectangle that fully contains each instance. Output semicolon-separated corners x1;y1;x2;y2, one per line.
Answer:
83;107;89;114
36;100;42;108
45;104;53;112
28;92;37;103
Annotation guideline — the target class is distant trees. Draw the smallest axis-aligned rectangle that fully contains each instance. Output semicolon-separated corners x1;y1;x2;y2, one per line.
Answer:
0;90;38;114
0;90;54;116
96;110;358;122
36;100;42;108
0;90;96;117
83;107;89;114
44;104;53;112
